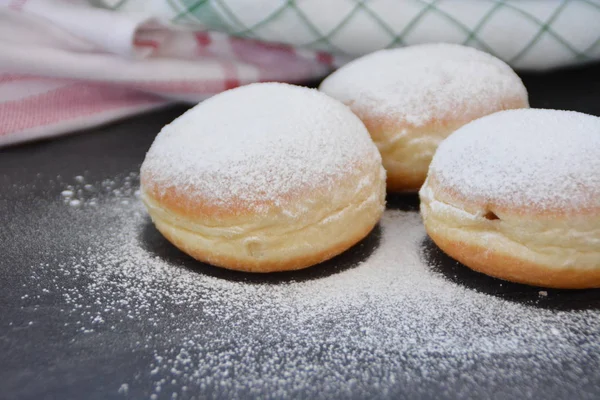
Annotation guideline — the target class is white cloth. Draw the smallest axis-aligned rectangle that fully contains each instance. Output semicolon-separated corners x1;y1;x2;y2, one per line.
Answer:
0;0;598;146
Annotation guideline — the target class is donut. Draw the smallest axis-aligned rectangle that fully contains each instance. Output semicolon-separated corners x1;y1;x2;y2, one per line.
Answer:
140;83;386;273
319;43;529;192
419;109;600;289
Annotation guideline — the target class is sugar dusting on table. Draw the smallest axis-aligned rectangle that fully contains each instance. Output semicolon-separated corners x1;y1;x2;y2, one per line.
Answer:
15;174;600;399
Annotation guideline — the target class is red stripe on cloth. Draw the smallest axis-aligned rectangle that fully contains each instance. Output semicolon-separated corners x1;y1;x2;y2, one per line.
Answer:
134;39;160;49
221;61;241;90
9;0;27;10
129;80;230;94
195;32;212;47
0;76;231;94
0;74;39;84
0;77;238;97
316;52;334;66
0;83;161;136
228;37;323;83
231;38;295;55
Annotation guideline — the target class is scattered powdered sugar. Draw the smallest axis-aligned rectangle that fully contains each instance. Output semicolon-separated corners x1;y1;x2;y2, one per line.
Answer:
17;175;600;398
430;109;600;211
59;172;141;207
319;43;528;127
141;83;380;210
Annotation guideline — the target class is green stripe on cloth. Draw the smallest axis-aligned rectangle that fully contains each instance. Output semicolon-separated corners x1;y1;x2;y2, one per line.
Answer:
163;0;600;65
509;1;571;64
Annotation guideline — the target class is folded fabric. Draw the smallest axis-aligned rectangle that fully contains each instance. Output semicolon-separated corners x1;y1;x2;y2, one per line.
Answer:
1;0;599;147
103;0;600;70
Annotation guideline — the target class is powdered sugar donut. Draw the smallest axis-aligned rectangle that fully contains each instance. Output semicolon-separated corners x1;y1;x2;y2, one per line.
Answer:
141;83;386;273
319;43;529;192
420;109;600;288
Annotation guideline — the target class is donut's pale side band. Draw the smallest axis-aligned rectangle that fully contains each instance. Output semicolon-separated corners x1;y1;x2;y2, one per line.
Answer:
141;169;386;273
420;181;600;288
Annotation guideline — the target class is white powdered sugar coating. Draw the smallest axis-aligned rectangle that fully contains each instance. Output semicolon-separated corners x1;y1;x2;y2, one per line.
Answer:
319;43;527;127
141;82;379;209
430;109;600;211
12;176;600;398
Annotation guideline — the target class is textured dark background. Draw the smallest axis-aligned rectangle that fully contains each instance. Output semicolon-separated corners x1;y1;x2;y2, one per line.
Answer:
1;64;600;399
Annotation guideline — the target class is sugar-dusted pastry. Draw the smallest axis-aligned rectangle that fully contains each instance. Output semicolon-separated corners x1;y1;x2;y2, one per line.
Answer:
320;43;529;191
141;83;386;273
420;109;600;288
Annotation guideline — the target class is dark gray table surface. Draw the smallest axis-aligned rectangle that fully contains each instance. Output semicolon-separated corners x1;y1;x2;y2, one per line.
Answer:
1;66;600;400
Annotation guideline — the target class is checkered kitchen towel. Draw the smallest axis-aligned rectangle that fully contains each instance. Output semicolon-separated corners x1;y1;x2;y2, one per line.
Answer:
1;0;599;147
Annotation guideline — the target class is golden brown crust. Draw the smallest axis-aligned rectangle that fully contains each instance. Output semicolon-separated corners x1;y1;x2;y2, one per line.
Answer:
356;96;529;136
141;161;374;219
385;170;430;193
426;228;600;289
140;172;288;219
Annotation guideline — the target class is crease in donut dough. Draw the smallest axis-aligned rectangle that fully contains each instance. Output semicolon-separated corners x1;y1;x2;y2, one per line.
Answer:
367;122;457;192
144;189;380;242
420;183;600;270
142;167;386;273
143;170;381;237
